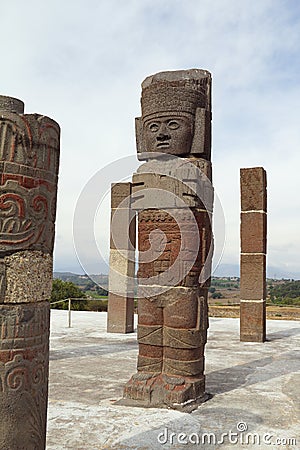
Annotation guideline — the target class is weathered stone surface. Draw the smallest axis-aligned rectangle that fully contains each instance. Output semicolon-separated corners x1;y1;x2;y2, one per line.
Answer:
240;167;267;212
109;249;135;276
0;96;59;449
241;211;267;254
109;249;135;295
110;208;136;250
111;182;132;209
240;254;266;300
108;182;136;333
0;95;24;113
163;327;207;348
120;373;208;412
137;209;212;287
137;286;206;328
107;293;134;334
138;284;201;305
135;284;208;400
240;300;266;342
164;355;204;377
0;301;50;449
137;324;163;346
240;167;267;343
121;70;213;410
0;251;52;303
0;111;60;255
137;156;212;180
131;171;213;211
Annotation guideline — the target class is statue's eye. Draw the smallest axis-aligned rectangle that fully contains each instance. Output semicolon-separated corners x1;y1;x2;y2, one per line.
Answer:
149;123;159;132
168;120;180;130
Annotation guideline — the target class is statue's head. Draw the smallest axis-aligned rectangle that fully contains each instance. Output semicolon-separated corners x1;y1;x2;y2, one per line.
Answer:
135;69;211;160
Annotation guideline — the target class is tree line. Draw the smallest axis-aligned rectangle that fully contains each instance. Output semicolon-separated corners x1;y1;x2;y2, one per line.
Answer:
269;280;300;306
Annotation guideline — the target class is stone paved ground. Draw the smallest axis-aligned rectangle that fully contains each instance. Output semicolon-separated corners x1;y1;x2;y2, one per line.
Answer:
47;310;300;449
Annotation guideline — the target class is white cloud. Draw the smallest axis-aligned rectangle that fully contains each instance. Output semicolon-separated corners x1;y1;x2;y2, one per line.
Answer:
0;0;300;275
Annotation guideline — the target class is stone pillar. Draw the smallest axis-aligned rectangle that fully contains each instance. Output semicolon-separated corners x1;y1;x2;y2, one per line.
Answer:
107;182;136;333
119;69;214;412
0;96;60;449
240;167;267;342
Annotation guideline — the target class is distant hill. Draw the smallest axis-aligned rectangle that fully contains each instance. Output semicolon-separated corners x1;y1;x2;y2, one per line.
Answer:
213;264;300;280
53;272;109;290
54;263;300;289
53;272;79;279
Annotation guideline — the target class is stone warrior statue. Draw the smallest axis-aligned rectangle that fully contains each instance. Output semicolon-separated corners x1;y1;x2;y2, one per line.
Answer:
116;69;214;411
0;96;60;449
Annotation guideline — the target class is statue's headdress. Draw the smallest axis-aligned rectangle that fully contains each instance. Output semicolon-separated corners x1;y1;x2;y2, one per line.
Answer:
141;69;211;121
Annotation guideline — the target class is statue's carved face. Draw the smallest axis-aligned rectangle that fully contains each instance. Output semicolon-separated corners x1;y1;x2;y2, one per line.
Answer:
143;115;194;155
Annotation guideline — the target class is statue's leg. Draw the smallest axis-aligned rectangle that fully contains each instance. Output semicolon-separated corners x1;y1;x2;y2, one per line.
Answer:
122;297;163;404
137;297;163;373
161;288;209;408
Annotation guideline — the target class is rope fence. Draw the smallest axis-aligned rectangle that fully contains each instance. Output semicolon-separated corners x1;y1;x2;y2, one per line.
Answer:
50;298;89;328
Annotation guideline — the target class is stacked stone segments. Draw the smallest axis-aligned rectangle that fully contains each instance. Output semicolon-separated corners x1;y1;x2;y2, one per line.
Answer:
119;69;214;411
107;182;136;333
0;96;60;449
240;167;267;342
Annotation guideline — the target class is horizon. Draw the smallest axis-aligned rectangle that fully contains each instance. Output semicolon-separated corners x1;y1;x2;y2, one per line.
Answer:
53;262;300;281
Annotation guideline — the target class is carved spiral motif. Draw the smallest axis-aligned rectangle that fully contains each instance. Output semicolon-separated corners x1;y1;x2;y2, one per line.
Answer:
0;194;25;218
0;184;53;250
31;363;44;386
0;355;46;393
5;366;30;391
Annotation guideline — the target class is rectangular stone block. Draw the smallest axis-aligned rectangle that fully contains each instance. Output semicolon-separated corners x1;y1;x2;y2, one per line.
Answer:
111;182;132;209
240;254;266;300
137;157;212;181
108;249;135;295
131;172;213;211
240;300;266;342
109;249;135;276
0;251;53;303
241;211;267;254
240;167;267;212
107;293;134;333
110;208;136;250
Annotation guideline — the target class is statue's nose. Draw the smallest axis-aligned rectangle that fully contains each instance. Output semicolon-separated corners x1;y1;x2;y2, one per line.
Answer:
157;123;170;140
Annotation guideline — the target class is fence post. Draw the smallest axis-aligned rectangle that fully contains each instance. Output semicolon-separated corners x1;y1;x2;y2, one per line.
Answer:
68;298;72;328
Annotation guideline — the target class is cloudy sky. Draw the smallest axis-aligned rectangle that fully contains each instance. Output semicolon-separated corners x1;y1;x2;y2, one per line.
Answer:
1;0;300;277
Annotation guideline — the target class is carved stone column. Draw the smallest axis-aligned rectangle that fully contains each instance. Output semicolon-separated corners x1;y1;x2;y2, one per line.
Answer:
0;96;60;449
119;70;214;412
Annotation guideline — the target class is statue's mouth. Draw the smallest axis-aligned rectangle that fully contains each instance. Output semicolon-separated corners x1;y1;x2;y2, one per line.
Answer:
157;142;170;148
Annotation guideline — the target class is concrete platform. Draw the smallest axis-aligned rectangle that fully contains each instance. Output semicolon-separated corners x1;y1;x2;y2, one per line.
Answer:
47;311;300;449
